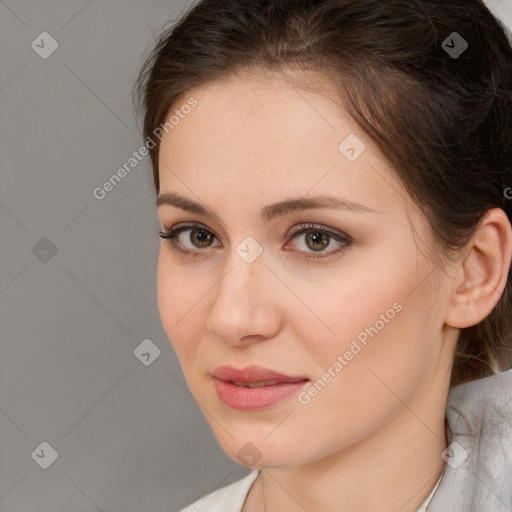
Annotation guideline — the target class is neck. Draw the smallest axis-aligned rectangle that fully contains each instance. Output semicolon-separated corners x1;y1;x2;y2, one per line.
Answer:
261;413;446;512
253;371;451;512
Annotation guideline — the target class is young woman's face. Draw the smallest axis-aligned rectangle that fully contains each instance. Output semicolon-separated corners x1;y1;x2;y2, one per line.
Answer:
156;71;456;468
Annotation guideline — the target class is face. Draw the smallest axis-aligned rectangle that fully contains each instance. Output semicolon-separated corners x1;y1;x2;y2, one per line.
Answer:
156;70;454;469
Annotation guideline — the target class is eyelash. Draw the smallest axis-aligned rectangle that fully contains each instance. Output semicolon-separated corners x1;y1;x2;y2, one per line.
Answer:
158;222;352;261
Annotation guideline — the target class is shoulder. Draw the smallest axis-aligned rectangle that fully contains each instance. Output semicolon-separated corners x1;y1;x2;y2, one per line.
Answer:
176;470;260;512
427;369;512;511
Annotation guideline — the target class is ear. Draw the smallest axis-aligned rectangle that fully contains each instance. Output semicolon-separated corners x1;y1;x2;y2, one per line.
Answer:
445;208;512;329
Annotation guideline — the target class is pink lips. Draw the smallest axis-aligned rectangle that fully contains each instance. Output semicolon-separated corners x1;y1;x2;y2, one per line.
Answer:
212;365;309;411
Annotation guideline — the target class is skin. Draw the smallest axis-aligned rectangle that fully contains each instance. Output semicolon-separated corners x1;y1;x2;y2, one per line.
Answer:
156;69;512;512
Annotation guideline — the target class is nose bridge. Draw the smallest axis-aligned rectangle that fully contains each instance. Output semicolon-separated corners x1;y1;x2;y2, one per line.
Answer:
225;229;270;292
214;247;265;314
206;245;280;343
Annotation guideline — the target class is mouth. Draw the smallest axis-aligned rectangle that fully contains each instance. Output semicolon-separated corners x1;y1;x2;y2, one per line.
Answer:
212;365;309;410
229;380;281;388
212;364;308;383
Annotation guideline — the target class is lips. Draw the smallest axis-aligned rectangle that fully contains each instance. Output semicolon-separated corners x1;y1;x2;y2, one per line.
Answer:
212;365;308;385
212;365;309;410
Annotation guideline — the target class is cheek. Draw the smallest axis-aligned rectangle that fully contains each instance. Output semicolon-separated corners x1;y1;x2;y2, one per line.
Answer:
292;259;412;363
301;284;431;420
296;253;433;407
156;253;174;333
157;252;203;365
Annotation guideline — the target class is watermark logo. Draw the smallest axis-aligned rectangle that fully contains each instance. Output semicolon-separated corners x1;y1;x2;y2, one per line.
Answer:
134;339;161;366
442;32;468;59
31;32;58;59
338;134;366;162
442;442;468;469
236;442;262;467
32;237;58;263
236;236;263;263
31;441;58;469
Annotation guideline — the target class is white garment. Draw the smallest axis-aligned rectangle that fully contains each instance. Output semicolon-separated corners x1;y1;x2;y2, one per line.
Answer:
177;467;442;512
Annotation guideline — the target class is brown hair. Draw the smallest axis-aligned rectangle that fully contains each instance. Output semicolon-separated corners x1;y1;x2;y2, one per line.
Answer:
134;0;512;387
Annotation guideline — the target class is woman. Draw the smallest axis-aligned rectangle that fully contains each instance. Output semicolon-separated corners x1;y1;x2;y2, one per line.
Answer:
134;0;512;510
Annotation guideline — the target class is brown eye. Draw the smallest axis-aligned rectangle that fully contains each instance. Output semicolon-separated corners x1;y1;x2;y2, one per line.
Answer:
158;223;220;255
187;227;214;248
304;230;331;252
286;224;352;261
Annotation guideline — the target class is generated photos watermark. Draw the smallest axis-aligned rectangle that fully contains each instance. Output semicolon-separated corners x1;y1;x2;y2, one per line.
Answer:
298;301;403;405
92;97;198;200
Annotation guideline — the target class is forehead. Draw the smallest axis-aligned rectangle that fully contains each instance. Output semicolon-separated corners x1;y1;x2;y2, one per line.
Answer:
157;70;410;221
163;70;360;150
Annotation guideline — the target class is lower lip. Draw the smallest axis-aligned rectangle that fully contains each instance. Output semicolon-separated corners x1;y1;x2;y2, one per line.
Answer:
213;378;308;411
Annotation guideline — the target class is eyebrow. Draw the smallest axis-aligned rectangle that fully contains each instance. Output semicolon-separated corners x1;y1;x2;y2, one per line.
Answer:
156;191;377;221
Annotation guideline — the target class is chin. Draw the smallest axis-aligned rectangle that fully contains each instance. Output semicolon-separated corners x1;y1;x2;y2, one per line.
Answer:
213;429;308;469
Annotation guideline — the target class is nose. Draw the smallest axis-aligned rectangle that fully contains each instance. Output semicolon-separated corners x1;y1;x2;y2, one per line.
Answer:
205;251;281;346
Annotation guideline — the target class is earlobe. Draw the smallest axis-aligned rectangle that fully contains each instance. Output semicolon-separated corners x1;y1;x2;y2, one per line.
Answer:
445;208;512;329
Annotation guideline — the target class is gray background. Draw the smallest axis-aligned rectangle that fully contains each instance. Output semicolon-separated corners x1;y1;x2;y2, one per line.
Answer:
1;1;511;511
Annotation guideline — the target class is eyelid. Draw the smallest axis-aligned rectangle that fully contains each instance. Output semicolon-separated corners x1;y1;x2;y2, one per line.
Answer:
159;221;351;242
286;223;352;242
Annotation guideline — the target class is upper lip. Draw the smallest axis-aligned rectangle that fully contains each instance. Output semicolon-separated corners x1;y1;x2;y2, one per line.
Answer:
212;365;309;383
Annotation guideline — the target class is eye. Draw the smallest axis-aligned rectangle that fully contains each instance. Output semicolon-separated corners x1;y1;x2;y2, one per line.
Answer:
158;223;220;256
158;222;352;260
285;223;352;261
